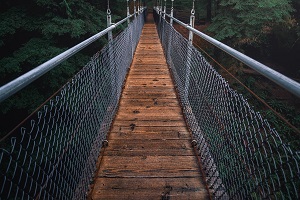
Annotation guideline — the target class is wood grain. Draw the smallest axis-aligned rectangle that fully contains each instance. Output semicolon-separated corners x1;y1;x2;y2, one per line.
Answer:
92;177;208;200
90;18;209;200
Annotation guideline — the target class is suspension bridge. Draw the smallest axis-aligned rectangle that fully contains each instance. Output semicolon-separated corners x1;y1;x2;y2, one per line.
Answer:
0;1;300;200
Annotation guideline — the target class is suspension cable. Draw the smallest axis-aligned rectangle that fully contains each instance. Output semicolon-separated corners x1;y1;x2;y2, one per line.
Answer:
134;0;136;17
163;0;166;19
191;0;195;15
189;0;195;44
170;0;174;25
127;0;130;24
107;0;111;15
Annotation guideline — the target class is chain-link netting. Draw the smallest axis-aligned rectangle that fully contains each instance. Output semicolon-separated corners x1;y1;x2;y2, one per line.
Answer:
154;10;300;200
0;12;145;200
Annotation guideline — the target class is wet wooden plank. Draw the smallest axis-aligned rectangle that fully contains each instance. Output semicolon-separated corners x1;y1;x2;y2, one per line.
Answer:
132;64;169;68
126;79;174;86
98;156;201;178
109;126;190;134
127;74;171;79
118;99;180;107
130;69;169;73
135;53;165;58
133;58;167;65
122;92;177;99
125;86;174;91
128;71;171;76
103;139;194;156
124;86;175;91
108;131;191;140
90;19;209;200
113;120;187;127
114;116;184;122
116;107;183;117
93;177;205;191
92;177;207;200
125;83;174;87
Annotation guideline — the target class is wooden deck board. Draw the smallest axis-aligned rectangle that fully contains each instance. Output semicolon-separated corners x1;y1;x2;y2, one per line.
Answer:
92;177;208;200
98;156;201;178
90;17;209;200
103;139;195;156
118;99;180;107
108;132;191;140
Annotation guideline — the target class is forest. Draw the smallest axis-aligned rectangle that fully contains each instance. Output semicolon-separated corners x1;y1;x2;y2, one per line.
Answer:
0;0;299;145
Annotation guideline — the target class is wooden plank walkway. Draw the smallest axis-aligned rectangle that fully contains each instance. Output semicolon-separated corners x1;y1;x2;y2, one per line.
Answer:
89;16;209;200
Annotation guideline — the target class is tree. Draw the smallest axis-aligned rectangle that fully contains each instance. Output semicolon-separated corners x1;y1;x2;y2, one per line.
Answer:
207;0;212;22
207;0;293;46
0;0;122;136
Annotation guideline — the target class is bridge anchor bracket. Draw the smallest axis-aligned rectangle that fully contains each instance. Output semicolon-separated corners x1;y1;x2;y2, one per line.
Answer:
191;140;197;147
102;140;109;147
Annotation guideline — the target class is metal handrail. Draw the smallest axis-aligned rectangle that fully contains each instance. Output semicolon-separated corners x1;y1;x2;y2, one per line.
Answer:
0;9;147;199
154;7;300;98
0;8;146;103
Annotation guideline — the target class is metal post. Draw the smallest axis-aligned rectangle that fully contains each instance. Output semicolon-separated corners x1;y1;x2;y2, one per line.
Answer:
163;0;166;19
185;0;195;101
157;0;160;11
139;0;141;13
167;0;175;61
158;0;162;36
134;0;136;18
127;0;130;25
163;12;300;97
189;1;195;45
170;0;174;26
0;14;135;103
107;3;113;42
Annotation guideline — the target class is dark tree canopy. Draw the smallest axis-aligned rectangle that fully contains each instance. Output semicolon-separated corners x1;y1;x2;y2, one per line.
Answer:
207;0;294;45
0;0;299;135
0;0;128;135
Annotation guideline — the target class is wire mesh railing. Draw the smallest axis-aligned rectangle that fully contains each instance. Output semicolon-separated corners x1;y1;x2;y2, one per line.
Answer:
0;10;145;199
154;9;300;200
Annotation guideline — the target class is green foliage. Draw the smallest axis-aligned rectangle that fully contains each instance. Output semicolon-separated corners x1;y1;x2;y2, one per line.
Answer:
207;0;293;46
42;18;86;38
0;87;44;114
0;38;62;83
204;1;300;149
0;0;125;134
0;7;26;46
0;0;109;85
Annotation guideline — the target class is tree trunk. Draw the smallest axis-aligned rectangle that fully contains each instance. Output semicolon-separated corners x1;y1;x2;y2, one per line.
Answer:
207;0;212;22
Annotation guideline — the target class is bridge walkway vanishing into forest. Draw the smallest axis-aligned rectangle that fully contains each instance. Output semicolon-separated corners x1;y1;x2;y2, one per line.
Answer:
89;17;210;200
1;5;300;200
